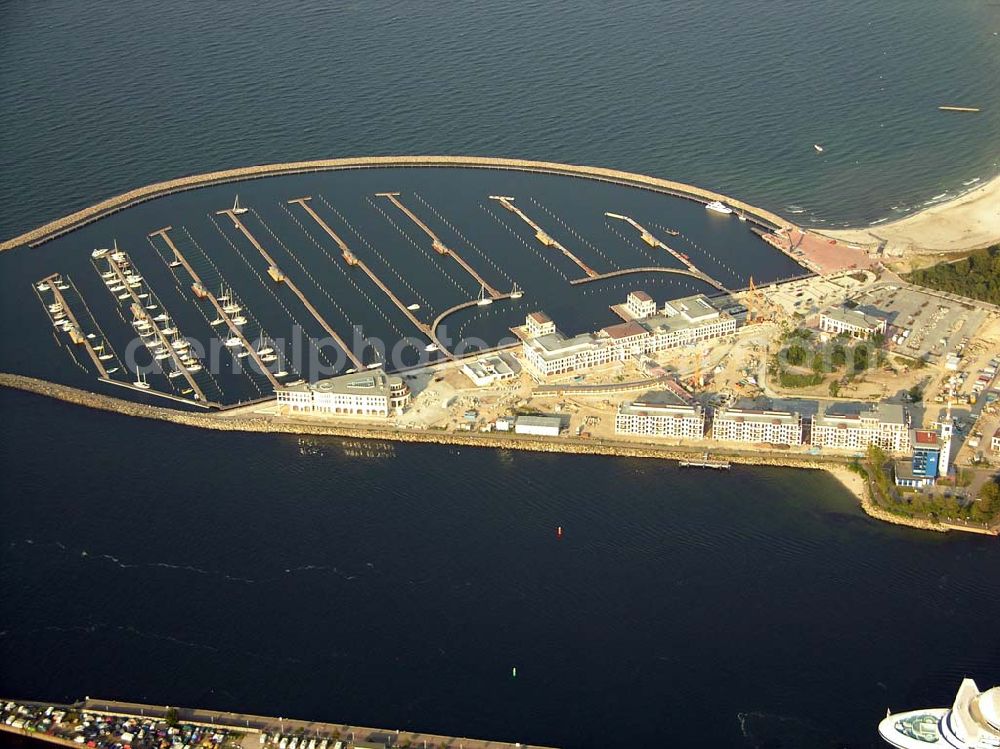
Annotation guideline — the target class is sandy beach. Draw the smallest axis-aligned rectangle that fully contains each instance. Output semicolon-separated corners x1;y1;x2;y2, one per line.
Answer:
821;174;1000;257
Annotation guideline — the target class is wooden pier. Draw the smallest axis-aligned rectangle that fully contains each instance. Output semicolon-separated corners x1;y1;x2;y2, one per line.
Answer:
149;226;282;390
101;248;209;403
605;212;724;283
489;195;598;278
37;273;110;378
568;265;727;292
215;207;362;369
287;197;439;345
376;191;502;297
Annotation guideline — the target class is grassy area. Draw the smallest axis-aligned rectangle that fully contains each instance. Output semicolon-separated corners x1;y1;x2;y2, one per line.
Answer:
861;445;1000;525
905;245;1000;305
772;328;885;390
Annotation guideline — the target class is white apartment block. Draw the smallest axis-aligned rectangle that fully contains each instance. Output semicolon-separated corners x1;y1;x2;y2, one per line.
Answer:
711;407;803;446
522;293;737;378
625;290;657;319
819;308;887;339
616;399;705;440
276;368;411;417
810;403;910;452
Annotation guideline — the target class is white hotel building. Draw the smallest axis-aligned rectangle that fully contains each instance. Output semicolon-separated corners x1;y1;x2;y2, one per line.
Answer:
711;407;804;446
616;398;706;440
819;308;887;339
522;293;737;378
276;367;411;418
810;403;911;452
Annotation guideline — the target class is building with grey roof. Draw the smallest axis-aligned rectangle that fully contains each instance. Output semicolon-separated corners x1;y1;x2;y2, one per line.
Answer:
616;391;705;440
819;308;887;339
461;352;522;387
276;367;410;417
811;402;911;452
711;406;803;446
521;293;736;377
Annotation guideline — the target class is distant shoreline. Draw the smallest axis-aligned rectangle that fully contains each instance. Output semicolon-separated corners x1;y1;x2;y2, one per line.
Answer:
4;372;987;537
820;174;1000;257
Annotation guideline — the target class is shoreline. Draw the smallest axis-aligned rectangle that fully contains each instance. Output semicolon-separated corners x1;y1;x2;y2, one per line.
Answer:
818;174;1000;257
4;372;986;537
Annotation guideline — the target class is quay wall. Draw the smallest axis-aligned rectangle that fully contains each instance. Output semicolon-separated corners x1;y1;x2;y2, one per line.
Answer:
5;372;988;537
0;156;796;252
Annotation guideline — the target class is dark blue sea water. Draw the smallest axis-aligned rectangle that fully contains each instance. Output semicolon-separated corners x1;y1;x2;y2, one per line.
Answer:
2;3;999;749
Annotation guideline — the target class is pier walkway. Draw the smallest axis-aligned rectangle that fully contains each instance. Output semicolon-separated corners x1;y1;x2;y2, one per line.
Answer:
38;273;110;378
376;192;502;298
568;265;728;292
149;227;282;390
216;207;362;369
102;249;209;403
489;196;598;278
288;197;438;344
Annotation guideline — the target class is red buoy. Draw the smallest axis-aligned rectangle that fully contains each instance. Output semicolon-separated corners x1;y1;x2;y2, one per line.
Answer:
556;526;563;539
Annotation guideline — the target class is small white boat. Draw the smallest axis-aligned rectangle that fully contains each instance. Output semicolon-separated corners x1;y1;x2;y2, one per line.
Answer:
99;353;114;361
274;370;289;377
168;369;184;378
36;282;50;291
137;292;149;299
260;353;278;363
814;144;824;153
257;346;274;356
705;200;733;215
510;283;523;299
223;303;241;315
225;337;242;347
407;303;421;311
169;259;182;268
117;292;130;300
106;366;119;374
286;379;305;386
56;283;69;290
185;364;202;373
424;343;439;352
232;195;248;215
237;350;250;358
476;283;493;306
161;326;177;335
109;284;125;292
345;368;357;374
154;313;169;322
126;274;142;283
210;317;225;326
145;302;157;310
154;352;171;361
100;271;115;280
111;251;126;263
231;315;247;325
48;303;63;313
86;333;96;339
133;372;151;390
366;362;382;369
92;248;108;259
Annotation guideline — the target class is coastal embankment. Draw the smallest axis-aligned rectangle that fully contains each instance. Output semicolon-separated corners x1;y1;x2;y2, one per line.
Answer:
0;696;557;749
0;155;794;252
3;373;977;536
821;174;1000;258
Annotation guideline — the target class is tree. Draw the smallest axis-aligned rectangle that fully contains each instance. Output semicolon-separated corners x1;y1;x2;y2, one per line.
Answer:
908;385;923;403
165;708;179;727
829;381;840;397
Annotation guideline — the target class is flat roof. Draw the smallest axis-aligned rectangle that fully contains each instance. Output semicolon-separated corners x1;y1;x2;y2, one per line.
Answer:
629;290;653;302
527;311;552;324
279;367;399;396
912;429;941;446
515;415;562;428
715;407;800;425
602;320;648;340
822;308;885;329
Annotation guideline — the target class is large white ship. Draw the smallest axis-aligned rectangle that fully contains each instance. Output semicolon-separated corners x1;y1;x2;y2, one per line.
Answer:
879;678;999;748
704;200;733;215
